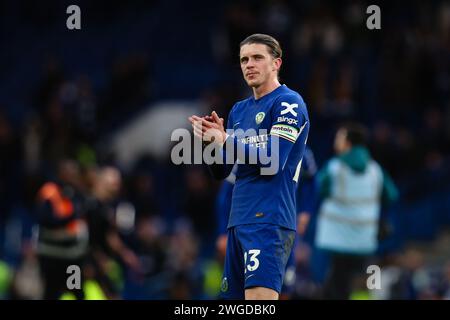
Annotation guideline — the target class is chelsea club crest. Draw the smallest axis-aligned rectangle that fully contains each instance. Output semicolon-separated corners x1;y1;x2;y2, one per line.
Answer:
255;112;265;124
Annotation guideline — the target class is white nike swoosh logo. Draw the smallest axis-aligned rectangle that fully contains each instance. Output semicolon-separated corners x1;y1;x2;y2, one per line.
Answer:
245;274;255;281
233;122;241;128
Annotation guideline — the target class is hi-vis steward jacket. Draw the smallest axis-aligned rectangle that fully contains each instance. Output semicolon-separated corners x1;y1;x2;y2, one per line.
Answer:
315;146;398;255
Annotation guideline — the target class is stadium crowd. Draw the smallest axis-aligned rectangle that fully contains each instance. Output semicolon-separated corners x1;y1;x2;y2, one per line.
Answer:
0;0;449;299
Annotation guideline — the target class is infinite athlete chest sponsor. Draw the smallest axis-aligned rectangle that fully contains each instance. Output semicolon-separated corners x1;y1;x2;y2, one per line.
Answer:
239;134;269;148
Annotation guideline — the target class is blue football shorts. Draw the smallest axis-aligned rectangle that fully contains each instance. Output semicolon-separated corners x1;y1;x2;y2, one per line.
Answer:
281;236;298;296
219;223;295;299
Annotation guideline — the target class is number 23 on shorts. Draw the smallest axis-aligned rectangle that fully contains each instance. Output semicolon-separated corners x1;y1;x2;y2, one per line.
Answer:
244;249;261;273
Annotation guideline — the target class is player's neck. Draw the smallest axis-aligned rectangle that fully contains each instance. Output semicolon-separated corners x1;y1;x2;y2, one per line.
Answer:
253;78;281;100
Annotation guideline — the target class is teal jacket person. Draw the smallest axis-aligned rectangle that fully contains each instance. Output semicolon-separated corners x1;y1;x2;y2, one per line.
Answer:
315;125;398;255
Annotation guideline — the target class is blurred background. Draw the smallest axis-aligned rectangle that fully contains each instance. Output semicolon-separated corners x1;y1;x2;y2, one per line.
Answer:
0;0;449;299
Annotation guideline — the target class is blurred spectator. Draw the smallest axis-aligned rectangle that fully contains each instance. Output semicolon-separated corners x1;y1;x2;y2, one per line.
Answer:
292;242;321;300
35;159;88;300
85;166;143;299
59;76;98;144
315;123;399;299
134;215;167;278
166;219;203;299
127;172;160;219
9;241;43;300
100;54;151;129
182;167;216;242
33;58;65;114
0;112;21;259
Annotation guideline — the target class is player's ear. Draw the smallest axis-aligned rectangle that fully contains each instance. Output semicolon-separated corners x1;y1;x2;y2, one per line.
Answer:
273;58;282;72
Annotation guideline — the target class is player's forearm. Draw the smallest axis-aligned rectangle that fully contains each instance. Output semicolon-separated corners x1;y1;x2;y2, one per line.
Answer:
206;138;236;179
207;162;234;180
207;133;294;177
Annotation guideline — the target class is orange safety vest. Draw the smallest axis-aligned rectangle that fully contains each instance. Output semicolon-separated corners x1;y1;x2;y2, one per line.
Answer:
37;182;82;235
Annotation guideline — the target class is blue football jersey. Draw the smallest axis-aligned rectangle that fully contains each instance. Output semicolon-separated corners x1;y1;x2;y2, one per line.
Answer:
210;84;310;231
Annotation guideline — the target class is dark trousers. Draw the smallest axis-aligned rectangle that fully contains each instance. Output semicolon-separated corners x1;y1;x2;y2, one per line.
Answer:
39;255;85;300
323;253;367;300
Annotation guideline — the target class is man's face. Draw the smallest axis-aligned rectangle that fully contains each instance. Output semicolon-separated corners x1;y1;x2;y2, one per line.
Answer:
59;161;81;187
334;128;350;154
240;43;281;88
99;168;122;199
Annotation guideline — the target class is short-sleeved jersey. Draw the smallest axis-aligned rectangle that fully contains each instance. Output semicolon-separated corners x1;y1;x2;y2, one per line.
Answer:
226;84;310;231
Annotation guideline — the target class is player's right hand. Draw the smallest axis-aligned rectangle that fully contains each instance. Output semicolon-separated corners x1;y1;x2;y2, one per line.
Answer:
205;111;224;126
